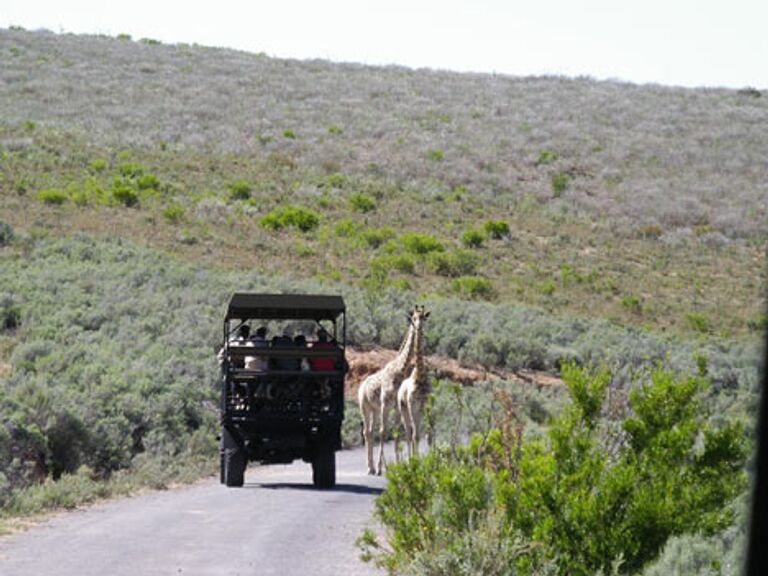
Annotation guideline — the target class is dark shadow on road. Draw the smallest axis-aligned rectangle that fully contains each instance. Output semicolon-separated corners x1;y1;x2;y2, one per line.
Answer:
249;482;384;495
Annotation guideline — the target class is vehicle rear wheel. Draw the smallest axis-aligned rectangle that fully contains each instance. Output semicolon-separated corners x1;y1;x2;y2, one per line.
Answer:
222;427;246;488
312;446;336;489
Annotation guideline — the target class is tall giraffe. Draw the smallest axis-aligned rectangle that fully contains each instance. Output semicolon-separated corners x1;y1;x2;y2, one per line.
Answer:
357;307;426;475
398;305;431;458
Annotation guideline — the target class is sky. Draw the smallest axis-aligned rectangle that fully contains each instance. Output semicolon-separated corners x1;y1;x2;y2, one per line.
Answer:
2;0;766;89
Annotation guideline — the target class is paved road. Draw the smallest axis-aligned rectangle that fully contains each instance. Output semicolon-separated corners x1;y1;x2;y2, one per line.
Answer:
0;447;386;576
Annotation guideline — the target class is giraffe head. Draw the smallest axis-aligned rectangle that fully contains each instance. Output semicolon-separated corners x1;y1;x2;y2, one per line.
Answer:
407;304;429;335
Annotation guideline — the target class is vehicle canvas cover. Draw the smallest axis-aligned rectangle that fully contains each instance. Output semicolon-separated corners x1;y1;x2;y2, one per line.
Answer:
225;293;346;321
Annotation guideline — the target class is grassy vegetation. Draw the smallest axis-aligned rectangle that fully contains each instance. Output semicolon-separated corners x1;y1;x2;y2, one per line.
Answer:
0;121;763;336
0;28;765;336
0;28;764;573
364;365;749;575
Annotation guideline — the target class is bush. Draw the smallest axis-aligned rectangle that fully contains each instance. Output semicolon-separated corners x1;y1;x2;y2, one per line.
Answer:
227;179;252;201
36;188;68;205
162;203;185;223
260;204;320;232
371;254;416;276
400;232;444;255
118;162;145;178
536;149;560;166
686;312;712;334
622;294;643;314
360;226;396;249
0;220;13;246
426;250;479;277
135;173;160;191
111;179;139;207
460;227;486;249
0;293;21;331
373;365;748;575
552;172;570;196
334;218;361;237
451;276;494;299
88;159;108;173
483;220;510;239
349;192;376;213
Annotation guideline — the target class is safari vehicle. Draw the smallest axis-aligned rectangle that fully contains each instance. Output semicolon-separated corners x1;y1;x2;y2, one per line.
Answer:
219;293;347;489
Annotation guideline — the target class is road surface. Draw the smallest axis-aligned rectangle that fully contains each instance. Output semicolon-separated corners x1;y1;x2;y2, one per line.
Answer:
0;447;387;576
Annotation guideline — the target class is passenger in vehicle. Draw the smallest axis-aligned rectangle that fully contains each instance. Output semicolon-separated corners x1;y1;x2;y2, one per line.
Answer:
246;326;269;372
294;334;311;371
217;324;252;368
271;333;297;371
310;328;337;371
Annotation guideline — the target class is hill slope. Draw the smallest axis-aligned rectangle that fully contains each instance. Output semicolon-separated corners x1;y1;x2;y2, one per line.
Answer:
0;27;765;337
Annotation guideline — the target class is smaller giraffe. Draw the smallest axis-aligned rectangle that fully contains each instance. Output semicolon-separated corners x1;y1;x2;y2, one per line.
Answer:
357;306;426;475
398;305;431;458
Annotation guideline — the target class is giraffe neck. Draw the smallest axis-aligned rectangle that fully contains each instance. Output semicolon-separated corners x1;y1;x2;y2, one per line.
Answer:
412;322;427;385
392;321;416;373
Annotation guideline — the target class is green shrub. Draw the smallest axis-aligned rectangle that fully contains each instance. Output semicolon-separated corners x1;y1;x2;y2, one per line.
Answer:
260;205;320;232
282;129;296;139
118;162;145;178
135;173;160;191
0;296;21;331
552;172;570;196
349;192;376;213
88;158;108;173
426;250;479;277
0;220;14;246
360;226;396;249
325;173;346;188
536;149;560;166
428;149;444;161
460;227;486;249
371;254;416;275
686;312;712;334
334;218;361;237
622;294;643;314
36;188;68;205
373;365;748;575
483;220;510;239
226;179;252;201
451;276;494;299
400;232;444;255
747;313;768;332
162;203;185;223
327;125;343;134
116;33;132;41
111;179;139;207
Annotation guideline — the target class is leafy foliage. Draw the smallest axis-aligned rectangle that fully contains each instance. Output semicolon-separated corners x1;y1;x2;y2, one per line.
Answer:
372;365;748;575
260;205;320;232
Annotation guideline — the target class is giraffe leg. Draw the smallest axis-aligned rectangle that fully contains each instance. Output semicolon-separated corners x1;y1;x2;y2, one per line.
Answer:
402;396;414;459
397;391;411;456
377;403;389;475
365;406;377;475
393;406;402;464
411;401;423;457
360;399;375;475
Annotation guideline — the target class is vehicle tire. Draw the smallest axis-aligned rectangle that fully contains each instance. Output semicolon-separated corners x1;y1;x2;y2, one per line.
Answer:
219;452;226;484
225;449;246;487
312;446;336;489
222;427;246;488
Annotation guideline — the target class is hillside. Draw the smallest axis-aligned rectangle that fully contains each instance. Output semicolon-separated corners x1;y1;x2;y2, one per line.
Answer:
0;29;763;571
0;28;766;336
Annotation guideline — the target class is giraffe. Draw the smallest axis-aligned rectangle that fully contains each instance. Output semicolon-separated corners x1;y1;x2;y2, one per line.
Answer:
397;305;431;458
357;306;426;475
